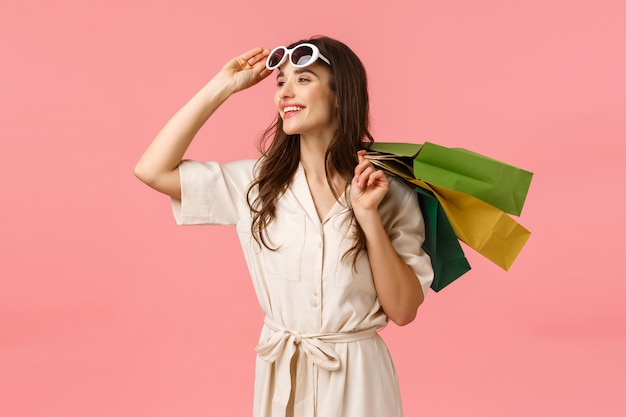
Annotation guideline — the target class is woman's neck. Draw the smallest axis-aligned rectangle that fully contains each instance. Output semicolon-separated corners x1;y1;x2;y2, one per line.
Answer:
299;134;332;182
299;135;346;194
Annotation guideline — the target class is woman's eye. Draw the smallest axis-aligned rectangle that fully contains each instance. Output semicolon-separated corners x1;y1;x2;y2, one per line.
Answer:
298;77;310;83
276;81;285;87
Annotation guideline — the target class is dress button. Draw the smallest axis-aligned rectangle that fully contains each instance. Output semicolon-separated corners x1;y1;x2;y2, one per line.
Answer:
312;301;318;308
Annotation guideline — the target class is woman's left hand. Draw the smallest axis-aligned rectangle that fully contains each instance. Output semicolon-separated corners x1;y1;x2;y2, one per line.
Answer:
350;150;389;219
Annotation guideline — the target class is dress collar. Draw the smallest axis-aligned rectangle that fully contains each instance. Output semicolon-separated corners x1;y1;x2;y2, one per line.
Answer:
288;163;351;224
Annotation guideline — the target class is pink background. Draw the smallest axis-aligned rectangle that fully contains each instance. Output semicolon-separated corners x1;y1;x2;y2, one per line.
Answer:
2;0;625;416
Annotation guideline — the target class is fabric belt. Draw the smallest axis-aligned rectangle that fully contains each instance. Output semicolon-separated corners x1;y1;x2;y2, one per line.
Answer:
255;317;381;417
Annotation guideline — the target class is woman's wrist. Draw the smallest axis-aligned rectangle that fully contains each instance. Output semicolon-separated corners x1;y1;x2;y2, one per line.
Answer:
354;208;383;236
203;73;238;102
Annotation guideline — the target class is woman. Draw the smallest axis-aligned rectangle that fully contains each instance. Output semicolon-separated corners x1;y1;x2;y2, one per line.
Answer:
135;36;433;417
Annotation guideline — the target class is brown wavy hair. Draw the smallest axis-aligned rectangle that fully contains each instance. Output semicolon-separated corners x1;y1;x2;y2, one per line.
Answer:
246;36;374;266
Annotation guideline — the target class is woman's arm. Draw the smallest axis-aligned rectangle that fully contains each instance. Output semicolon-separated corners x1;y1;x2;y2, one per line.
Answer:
351;151;424;326
134;47;271;199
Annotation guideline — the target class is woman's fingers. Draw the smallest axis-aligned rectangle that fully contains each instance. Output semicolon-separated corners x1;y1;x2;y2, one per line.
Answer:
354;152;377;187
236;48;268;71
350;153;389;213
367;169;386;186
354;166;377;188
240;47;266;61
243;48;270;70
221;47;272;92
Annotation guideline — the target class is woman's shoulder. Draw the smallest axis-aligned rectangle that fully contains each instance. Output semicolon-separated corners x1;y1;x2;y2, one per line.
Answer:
178;158;259;187
385;175;416;201
223;159;258;173
219;159;260;185
379;175;420;220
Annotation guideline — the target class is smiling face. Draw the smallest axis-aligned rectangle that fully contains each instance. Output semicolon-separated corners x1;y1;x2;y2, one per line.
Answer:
274;61;337;141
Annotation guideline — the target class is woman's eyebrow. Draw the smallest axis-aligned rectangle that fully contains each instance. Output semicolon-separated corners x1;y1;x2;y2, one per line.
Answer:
295;68;318;77
276;68;319;79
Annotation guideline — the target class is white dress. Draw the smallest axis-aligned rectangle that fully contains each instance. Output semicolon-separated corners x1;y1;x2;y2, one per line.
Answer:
171;159;434;417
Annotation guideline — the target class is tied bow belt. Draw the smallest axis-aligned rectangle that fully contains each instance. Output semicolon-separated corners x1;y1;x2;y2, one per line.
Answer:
255;317;381;417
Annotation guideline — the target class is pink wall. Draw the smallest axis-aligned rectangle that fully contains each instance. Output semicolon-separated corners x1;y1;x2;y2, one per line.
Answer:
2;0;624;415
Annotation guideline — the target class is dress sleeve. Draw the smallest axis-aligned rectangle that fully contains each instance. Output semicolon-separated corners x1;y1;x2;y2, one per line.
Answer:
379;176;435;298
170;159;255;226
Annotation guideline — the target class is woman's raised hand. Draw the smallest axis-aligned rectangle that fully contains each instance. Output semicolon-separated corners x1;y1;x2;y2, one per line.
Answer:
217;47;273;94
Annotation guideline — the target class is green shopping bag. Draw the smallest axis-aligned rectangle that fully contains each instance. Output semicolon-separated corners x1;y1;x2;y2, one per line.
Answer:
368;142;533;216
413;186;471;292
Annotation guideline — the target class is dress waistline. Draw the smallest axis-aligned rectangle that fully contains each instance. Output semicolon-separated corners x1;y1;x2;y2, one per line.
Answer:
255;317;381;417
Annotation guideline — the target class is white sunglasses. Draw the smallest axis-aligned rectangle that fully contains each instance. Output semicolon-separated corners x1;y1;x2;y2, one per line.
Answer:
266;43;331;70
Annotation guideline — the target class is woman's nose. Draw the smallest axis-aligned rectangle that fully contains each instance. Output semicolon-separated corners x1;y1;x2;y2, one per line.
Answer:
279;81;295;98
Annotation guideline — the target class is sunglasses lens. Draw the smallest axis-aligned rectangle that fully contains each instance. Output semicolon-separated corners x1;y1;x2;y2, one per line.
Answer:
268;48;286;68
291;45;314;66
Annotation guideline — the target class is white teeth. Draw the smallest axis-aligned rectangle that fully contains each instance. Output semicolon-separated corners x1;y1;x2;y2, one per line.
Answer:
283;106;303;113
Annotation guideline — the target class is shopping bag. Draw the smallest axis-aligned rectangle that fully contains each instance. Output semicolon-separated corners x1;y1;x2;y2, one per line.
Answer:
413;186;471;292
411;179;531;270
368;142;533;216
